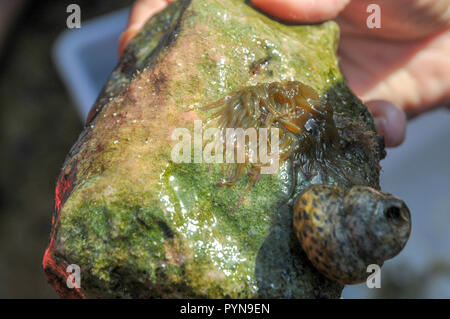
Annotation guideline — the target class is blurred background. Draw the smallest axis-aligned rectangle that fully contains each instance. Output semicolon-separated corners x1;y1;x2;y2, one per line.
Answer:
0;0;132;298
0;0;449;298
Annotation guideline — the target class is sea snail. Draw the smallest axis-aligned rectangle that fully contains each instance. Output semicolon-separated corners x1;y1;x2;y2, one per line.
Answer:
293;185;411;285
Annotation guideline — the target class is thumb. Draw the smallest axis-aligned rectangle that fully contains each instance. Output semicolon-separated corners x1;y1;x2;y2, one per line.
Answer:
251;0;350;23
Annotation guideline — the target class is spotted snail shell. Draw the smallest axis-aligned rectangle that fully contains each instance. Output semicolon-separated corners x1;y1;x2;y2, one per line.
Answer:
293;184;411;285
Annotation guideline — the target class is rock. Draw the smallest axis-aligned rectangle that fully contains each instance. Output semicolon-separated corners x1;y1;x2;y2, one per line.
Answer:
43;0;380;298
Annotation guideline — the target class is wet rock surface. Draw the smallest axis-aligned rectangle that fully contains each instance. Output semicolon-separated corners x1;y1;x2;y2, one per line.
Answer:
43;0;388;298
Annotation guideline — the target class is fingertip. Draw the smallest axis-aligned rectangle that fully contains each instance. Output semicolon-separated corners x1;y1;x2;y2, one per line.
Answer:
251;0;350;23
366;100;407;148
119;0;170;57
118;26;140;57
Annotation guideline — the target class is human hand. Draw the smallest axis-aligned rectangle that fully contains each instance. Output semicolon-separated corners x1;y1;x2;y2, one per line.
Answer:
119;0;450;147
119;0;172;58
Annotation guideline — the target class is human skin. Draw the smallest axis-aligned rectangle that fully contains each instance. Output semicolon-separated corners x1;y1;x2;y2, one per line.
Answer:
118;0;450;147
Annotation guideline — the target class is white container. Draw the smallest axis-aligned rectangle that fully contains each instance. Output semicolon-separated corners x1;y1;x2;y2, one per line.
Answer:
53;8;129;121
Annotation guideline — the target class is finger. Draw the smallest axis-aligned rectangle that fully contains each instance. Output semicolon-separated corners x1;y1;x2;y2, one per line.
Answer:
119;0;170;57
251;0;350;23
365;100;407;148
339;0;450;40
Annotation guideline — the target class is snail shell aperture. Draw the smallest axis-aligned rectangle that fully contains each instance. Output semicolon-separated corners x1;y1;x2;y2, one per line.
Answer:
293;184;411;285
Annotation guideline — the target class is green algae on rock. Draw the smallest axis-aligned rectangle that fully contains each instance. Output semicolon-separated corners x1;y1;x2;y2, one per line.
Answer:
43;0;408;298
